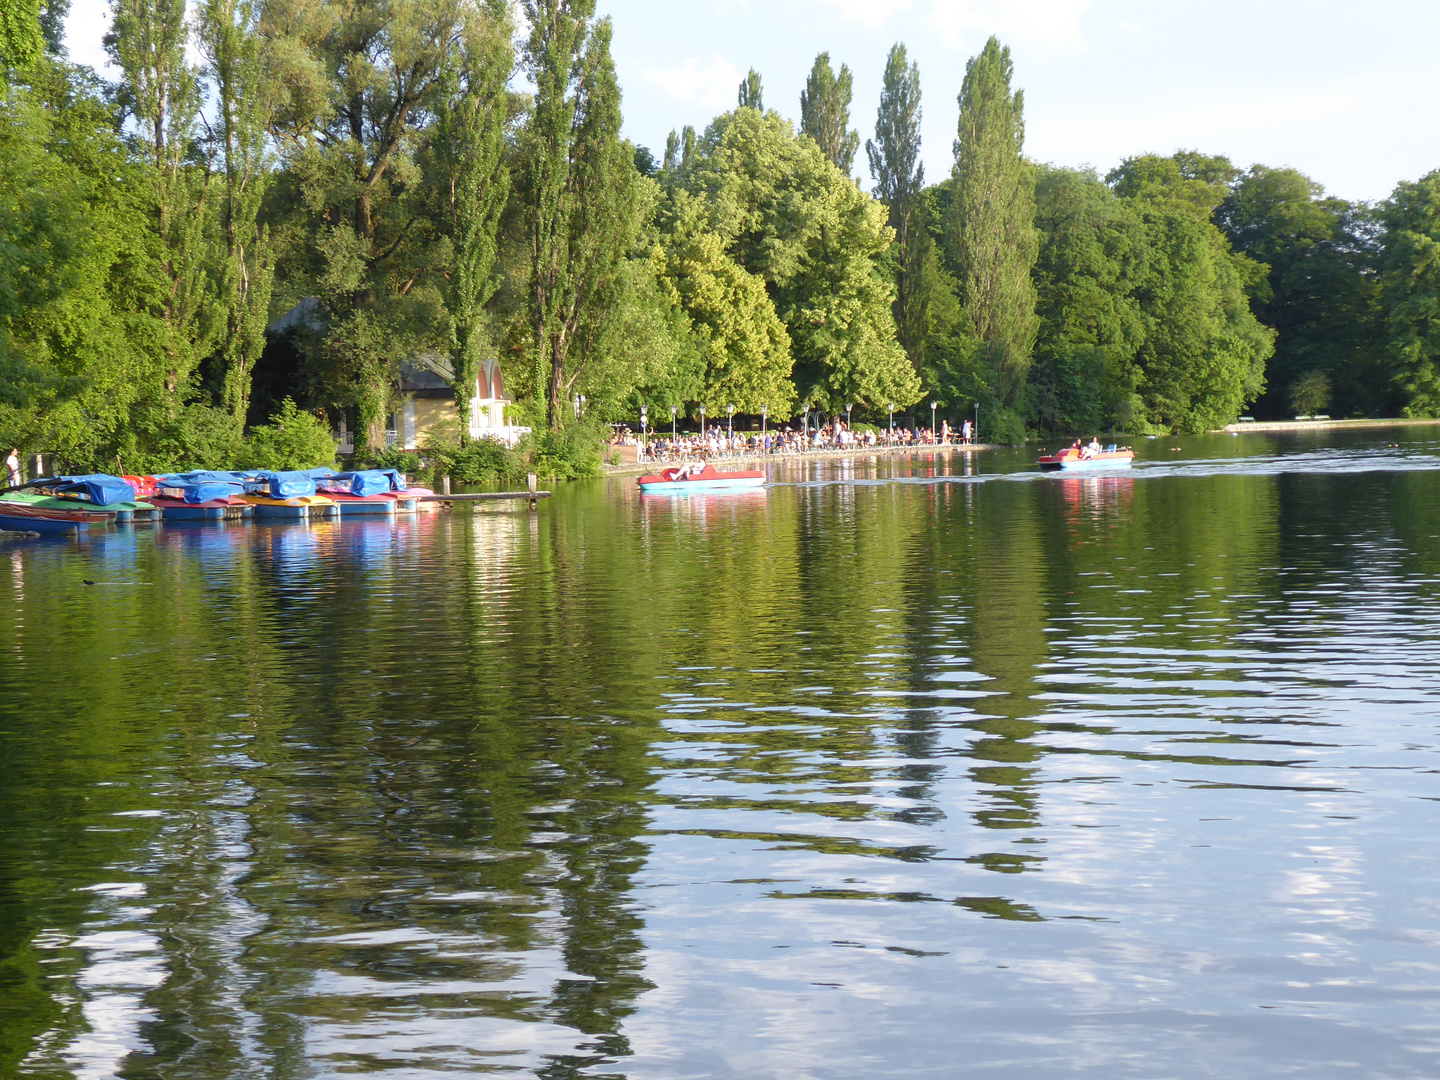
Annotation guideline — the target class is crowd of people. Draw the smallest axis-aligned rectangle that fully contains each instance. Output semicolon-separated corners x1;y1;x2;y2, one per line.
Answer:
612;418;977;463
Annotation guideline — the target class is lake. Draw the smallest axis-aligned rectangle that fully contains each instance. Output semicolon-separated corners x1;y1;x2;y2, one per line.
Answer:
4;427;1440;1078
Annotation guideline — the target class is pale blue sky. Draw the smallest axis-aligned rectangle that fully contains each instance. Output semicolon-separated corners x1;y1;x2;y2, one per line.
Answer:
64;0;1439;202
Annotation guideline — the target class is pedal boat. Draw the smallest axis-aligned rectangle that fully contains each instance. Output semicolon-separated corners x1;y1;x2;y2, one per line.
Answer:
5;474;156;522
151;474;253;520
0;501;100;535
637;463;767;494
239;471;339;519
1037;445;1135;471
312;468;415;515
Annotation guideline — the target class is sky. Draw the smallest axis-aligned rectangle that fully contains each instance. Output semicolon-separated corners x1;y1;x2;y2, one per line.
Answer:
64;0;1440;203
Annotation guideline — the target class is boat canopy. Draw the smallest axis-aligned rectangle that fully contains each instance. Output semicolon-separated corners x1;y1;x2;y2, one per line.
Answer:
155;474;244;503
244;471;316;499
52;474;137;506
328;469;406;495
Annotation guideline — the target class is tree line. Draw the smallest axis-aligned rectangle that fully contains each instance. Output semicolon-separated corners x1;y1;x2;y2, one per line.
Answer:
2;0;1439;470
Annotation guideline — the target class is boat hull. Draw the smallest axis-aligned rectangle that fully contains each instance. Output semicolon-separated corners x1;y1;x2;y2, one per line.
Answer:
322;494;397;515
638;477;767;494
0;510;84;535
1038;451;1134;471
637;467;766;494
243;495;339;519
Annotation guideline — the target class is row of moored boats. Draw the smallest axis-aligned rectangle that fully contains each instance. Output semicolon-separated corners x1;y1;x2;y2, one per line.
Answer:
0;469;436;536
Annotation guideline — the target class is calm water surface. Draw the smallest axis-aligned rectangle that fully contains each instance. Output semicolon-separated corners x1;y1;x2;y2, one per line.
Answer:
4;429;1440;1078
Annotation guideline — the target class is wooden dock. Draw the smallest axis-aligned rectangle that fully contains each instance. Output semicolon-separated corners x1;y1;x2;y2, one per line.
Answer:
419;474;550;511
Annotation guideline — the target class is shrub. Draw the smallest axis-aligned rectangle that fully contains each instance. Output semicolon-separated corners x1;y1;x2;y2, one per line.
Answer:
362;445;424;474
119;404;243;475
520;427;600;481
236;399;338;471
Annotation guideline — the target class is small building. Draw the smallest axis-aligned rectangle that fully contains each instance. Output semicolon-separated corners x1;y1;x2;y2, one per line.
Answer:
262;300;527;452
391;356;527;450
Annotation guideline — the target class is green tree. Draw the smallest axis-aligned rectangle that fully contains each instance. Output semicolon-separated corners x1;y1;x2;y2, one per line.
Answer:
657;191;793;415
866;42;926;366
799;52;858;174
949;36;1038;408
737;67;762;110
1029;166;1148;433
1109;153;1273;431
431;0;512;440
0;0;42;69
1380;170;1440;415
107;0;218;406
521;0;645;429
1219;165;1389;418
263;0;468;445
197;0;277;422
662;129;679;172
682;107;920;413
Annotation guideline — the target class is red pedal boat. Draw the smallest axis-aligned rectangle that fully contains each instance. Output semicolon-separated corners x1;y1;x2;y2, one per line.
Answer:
1037;444;1135;471
637;462;766;494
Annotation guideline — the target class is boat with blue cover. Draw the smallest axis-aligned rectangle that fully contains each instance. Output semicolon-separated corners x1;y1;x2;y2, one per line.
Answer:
238;471;339;519
3;474;156;522
150;472;253;520
312;469;417;514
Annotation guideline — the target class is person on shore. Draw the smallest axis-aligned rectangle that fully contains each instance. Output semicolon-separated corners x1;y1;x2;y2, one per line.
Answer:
5;447;19;488
961;419;972;445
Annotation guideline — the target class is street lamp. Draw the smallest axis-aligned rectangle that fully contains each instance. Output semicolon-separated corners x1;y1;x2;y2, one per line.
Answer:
699;404;706;439
639;404;647;461
974;401;980;444
671;404;677;441
888;402;894;441
727;404;735;446
845;402;853;436
761;404;768;452
930;400;938;436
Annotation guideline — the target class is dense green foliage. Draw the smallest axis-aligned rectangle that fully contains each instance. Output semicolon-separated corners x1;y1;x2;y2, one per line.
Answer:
0;0;1435;467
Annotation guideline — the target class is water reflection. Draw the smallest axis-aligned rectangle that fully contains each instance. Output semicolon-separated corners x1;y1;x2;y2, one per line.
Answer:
4;434;1440;1076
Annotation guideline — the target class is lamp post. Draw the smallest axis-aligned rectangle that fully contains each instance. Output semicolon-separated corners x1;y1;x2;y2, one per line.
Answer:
699;405;706;441
845;403;853;437
888;402;894;441
639;405;647;461
974;401;980;444
727;404;735;449
931;401;938;436
671;404;677;441
761;405;767;453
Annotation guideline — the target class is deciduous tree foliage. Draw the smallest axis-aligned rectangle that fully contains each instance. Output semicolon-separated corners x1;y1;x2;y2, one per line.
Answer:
1219;166;1389;418
1381;171;1440;416
680;107;920;413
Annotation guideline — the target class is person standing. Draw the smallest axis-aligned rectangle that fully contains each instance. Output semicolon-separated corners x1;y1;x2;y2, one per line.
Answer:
5;447;20;488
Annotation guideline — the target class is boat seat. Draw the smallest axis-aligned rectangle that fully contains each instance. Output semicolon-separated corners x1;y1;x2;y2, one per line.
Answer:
1105;444;1116;452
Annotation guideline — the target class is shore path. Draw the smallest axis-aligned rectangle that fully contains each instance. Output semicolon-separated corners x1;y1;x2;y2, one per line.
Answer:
600;442;992;478
1221;417;1440;434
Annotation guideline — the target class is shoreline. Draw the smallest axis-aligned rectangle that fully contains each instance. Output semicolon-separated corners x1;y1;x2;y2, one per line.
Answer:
598;442;993;478
1220;418;1440;434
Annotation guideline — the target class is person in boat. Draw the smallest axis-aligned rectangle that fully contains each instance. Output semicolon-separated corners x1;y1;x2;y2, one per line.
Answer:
1069;438;1083;460
1088;437;1102;455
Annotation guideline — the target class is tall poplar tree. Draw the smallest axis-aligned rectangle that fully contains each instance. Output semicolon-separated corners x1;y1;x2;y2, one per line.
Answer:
197;0;275;421
866;43;926;363
737;67;762;111
799;52;858;174
522;0;644;428
432;0;512;439
1381;170;1440;416
949;36;1038;406
107;0;216;404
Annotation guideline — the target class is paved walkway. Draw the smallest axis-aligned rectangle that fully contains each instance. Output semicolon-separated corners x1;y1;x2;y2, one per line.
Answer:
600;442;992;478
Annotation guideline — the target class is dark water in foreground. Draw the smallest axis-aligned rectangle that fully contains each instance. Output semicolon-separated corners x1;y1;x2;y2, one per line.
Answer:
4;429;1440;1078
